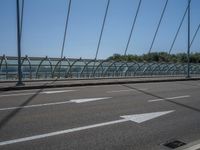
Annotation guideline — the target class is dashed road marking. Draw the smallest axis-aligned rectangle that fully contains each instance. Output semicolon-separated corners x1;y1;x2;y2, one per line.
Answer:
148;95;190;102
70;97;112;103
107;89;133;93
0;90;77;98
0;97;112;111
107;88;147;93
42;90;75;94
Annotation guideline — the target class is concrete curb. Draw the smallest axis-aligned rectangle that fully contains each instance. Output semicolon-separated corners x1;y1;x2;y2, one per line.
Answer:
0;77;200;91
0;75;184;83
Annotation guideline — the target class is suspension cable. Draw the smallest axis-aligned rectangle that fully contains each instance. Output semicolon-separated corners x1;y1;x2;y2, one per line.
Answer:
94;0;110;60
124;0;142;56
148;0;169;53
168;0;192;54
190;23;200;48
60;0;72;59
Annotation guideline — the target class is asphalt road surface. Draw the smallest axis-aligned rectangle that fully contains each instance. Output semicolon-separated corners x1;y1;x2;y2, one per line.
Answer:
0;80;200;150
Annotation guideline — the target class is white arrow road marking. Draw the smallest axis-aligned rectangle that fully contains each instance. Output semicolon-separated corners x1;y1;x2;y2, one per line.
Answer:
0;110;174;146
148;95;190;102
121;110;174;123
70;97;112;103
0;97;112;111
0;90;77;98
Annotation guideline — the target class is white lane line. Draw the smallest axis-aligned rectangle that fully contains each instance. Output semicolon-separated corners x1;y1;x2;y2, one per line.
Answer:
0;97;112;111
0;110;174;146
0;93;36;97
0;101;72;111
148;95;190;102
0;90;76;98
0;85;122;97
70;97;112;103
107;89;133;93
83;85;122;88
0;119;127;146
106;88;147;93
42;90;75;94
1;90;39;94
3;87;80;93
0;84;121;95
167;95;190;100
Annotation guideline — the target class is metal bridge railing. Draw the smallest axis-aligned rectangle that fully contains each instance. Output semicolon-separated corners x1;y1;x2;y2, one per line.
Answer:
0;55;200;80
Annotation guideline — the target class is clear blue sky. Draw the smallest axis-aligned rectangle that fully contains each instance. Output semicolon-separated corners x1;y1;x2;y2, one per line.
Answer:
0;0;200;59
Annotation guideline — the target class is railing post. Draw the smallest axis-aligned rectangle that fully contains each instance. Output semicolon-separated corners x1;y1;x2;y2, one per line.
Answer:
16;0;24;86
186;0;190;78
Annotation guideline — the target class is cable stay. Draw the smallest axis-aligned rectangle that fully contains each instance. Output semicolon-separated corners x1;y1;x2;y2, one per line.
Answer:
148;0;169;54
190;23;200;48
90;0;110;77
94;0;110;60
124;0;142;56
60;0;72;59
168;0;192;54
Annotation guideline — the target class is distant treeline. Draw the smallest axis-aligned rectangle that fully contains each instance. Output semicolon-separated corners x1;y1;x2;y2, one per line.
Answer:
107;52;200;63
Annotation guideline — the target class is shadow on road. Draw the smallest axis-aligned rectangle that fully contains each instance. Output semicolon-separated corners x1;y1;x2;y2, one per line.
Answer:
122;84;200;113
0;79;58;130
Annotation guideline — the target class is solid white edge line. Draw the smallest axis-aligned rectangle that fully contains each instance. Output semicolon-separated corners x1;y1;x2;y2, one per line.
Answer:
148;95;190;102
